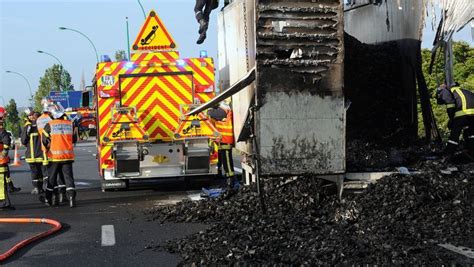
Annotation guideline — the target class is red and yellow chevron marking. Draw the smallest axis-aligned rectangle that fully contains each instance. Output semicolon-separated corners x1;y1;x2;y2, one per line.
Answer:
121;74;193;140
95;55;215;171
100;144;113;170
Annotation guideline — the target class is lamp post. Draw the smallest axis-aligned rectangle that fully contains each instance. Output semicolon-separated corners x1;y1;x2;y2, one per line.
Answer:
37;50;64;90
5;70;34;106
59;27;99;63
37;50;70;107
137;0;146;19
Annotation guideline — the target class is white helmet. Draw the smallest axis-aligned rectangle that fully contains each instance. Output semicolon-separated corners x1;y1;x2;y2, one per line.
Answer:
24;107;34;116
51;109;65;119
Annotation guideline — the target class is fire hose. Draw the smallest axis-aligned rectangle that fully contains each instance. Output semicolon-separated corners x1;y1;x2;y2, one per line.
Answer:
0;218;62;262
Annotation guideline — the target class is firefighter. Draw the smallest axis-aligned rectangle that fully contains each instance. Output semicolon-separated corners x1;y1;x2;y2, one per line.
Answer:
207;100;237;190
0;106;21;193
0;108;14;210
37;102;67;201
437;82;474;156
41;108;77;207
21;109;45;194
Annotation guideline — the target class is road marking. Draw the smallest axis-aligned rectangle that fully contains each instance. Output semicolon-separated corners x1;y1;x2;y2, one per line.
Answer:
92;153;97;157
438;244;474;258
101;225;116;246
76;181;91;186
234;167;242;174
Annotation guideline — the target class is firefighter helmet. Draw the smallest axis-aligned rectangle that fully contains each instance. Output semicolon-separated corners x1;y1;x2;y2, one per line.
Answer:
50;107;65;119
24;107;34;116
0;106;6;118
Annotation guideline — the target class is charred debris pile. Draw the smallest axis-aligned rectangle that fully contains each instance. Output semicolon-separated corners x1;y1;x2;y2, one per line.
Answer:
344;32;425;171
344;33;415;145
147;161;472;265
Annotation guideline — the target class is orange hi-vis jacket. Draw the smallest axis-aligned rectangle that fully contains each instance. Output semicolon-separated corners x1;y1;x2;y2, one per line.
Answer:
37;113;52;164
42;119;75;162
214;108;234;146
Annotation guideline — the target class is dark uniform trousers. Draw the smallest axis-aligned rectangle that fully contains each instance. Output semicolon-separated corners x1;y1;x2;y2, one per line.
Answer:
47;161;75;199
194;0;218;21
447;116;474;153
29;162;44;189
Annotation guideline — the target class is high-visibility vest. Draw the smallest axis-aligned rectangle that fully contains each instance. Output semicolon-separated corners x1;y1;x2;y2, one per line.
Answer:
0;142;8;165
47;119;75;162
215;109;234;146
450;86;474;118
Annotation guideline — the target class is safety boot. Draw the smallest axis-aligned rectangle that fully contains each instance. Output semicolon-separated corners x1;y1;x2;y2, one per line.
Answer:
198;19;208;34
59;192;66;204
196;33;207;45
51;193;60;206
7;182;21;193
42;191;53;207
68;190;76;208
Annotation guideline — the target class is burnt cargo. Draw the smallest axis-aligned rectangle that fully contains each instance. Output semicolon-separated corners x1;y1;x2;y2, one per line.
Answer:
218;0;345;177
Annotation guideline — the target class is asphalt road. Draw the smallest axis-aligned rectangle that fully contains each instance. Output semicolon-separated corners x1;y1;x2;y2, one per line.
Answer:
1;140;236;266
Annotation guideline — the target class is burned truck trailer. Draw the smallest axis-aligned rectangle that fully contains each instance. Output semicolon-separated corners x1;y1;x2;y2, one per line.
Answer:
216;0;429;183
218;0;345;181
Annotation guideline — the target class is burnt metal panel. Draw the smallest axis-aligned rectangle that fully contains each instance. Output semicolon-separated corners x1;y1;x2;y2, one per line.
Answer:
255;0;345;175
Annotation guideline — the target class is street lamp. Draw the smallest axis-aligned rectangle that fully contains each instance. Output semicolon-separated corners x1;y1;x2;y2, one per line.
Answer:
38;50;70;107
137;0;147;19
5;70;34;106
37;50;64;91
59;27;99;63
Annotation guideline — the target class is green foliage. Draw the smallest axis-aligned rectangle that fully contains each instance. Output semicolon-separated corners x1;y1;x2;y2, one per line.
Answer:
115;50;127;61
4;99;21;137
419;41;474;139
33;64;73;111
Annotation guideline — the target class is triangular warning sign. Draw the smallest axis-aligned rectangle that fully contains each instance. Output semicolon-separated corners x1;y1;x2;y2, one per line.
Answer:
132;10;178;52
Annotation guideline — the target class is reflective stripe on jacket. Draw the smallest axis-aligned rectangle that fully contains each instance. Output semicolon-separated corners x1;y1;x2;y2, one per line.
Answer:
37;113;52;164
43;119;75;162
0;143;8;165
214;109;234;145
450;86;474;118
0;129;11;164
21;122;44;163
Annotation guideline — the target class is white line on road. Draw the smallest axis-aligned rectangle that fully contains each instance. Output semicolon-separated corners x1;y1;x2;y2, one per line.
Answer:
234;167;242;174
438;244;474;258
101;225;116;246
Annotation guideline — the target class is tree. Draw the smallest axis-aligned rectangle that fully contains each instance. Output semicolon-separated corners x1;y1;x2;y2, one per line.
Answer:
419;41;474;139
34;64;73;111
4;98;21;137
115;50;127;61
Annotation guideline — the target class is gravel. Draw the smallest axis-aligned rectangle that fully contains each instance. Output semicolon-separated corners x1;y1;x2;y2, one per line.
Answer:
146;160;473;265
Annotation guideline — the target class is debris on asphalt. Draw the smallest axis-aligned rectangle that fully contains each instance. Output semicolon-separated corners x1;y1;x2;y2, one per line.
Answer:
147;161;473;265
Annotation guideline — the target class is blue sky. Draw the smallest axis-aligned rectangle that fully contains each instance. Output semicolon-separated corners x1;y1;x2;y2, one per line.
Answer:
1;0;473;107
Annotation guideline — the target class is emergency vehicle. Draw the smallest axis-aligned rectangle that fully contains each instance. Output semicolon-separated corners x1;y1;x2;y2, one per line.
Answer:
94;10;221;190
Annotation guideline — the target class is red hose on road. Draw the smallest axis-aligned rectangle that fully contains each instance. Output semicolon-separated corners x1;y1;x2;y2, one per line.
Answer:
0;218;62;262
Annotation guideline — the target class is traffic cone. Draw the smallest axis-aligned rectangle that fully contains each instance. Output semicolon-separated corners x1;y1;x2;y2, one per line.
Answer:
10;144;22;167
